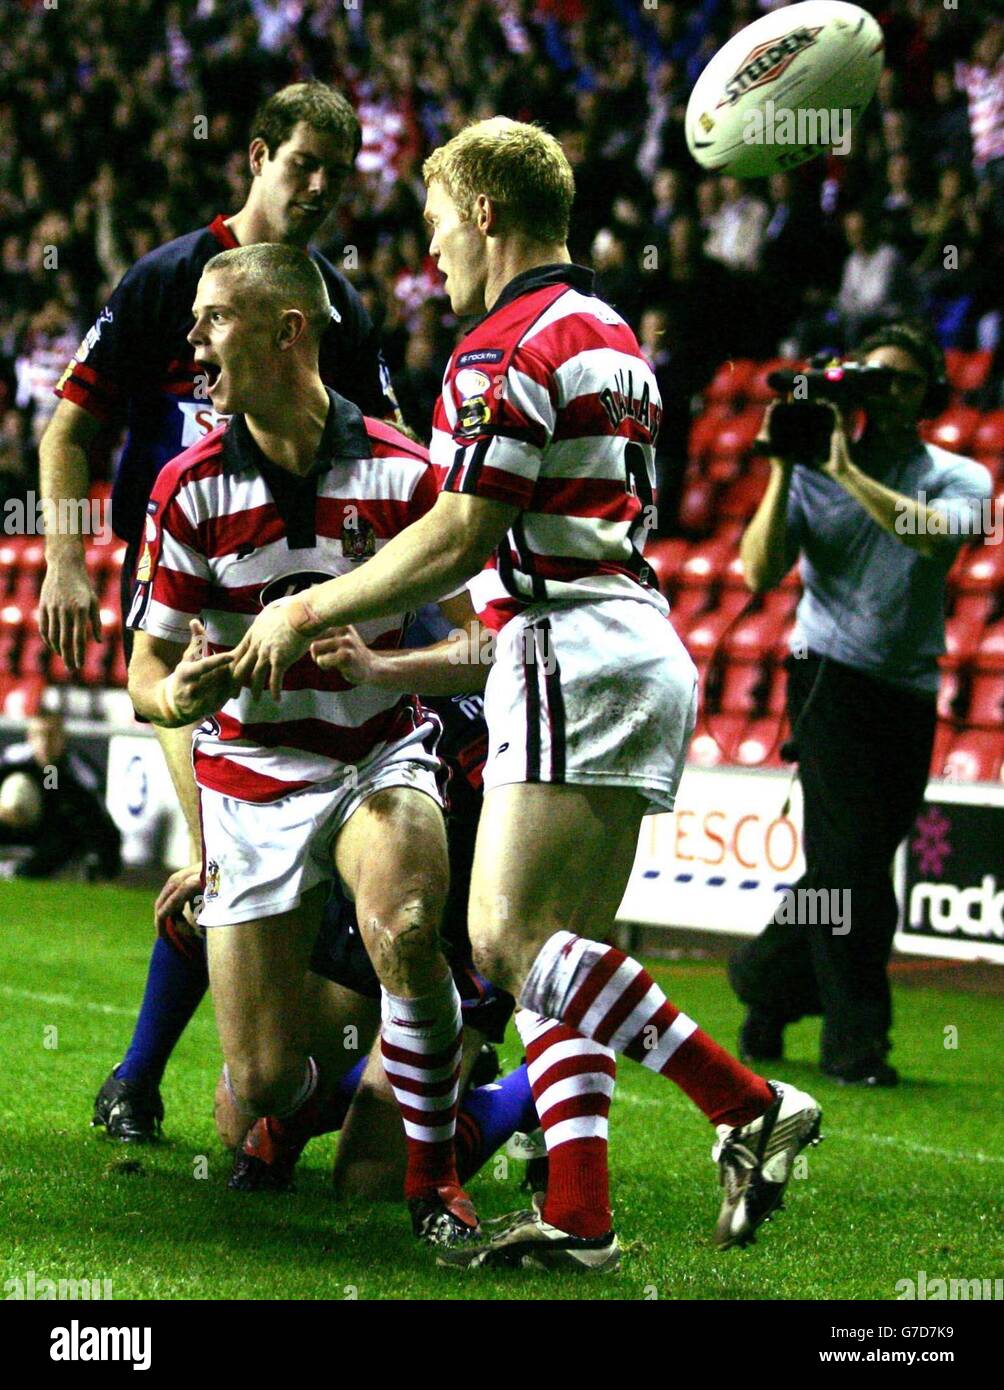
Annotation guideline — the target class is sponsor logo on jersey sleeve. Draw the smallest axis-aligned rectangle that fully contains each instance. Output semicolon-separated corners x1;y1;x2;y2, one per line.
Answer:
456;348;504;368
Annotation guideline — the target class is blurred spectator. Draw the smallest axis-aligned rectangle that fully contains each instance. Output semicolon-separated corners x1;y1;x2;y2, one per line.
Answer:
0;408;29;510
591;226;643;328
836;207;920;343
880;153;921;257
705;175;769;275
15;300;82;446
0;0;1000;482
929;69;975;173
954;19;1004;227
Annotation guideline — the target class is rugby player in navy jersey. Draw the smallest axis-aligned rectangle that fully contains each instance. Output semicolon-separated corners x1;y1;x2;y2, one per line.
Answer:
34;81;398;1144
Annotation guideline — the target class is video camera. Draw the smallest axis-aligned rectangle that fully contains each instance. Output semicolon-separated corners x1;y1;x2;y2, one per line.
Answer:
756;356;901;467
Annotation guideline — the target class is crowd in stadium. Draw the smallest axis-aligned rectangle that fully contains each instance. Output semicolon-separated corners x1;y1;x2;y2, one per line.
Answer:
1;0;1002;517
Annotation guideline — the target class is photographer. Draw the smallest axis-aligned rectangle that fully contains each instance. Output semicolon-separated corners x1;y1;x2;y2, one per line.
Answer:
0;709;122;880
729;324;992;1086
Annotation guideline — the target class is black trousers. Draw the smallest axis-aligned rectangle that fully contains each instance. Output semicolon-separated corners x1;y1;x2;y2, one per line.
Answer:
728;652;936;1070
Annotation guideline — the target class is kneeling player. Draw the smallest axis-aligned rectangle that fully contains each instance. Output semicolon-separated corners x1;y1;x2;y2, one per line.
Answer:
127;242;479;1245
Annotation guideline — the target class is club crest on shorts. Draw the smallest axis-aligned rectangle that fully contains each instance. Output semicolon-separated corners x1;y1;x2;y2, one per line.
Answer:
340;516;375;561
205;860;220;900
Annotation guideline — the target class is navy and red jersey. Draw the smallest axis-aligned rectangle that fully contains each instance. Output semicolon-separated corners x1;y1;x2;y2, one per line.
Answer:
430;263;668;631
55;214;398;548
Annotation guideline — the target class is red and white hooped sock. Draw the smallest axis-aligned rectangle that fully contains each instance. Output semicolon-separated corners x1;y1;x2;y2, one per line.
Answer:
521;932;774;1128
380;976;464;1201
515;1008;615;1239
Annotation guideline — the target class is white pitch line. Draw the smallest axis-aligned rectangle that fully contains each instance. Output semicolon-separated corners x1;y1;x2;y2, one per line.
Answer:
854;1131;1004;1167
0;984;135;1018
614;1097;1002;1164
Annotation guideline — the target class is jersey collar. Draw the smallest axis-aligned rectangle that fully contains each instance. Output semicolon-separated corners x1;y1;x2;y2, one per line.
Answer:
482;262;595;321
221;387;370;475
208;214;240;250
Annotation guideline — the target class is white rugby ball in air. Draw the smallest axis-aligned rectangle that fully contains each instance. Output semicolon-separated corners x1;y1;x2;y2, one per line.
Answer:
686;0;884;178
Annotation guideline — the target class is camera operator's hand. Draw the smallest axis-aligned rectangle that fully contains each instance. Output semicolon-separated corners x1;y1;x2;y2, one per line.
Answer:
755;401;775;447
820;406;853;482
755;402;794;470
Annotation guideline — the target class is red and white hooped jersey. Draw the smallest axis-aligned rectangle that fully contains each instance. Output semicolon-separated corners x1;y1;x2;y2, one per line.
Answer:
431;263;669;631
129;389;438;805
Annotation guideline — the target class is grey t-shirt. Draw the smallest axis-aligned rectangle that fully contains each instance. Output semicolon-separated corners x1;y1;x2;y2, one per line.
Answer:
785;440;993;696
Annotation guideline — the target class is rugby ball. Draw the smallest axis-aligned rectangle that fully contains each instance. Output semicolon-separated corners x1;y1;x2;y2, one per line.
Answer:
685;1;884;178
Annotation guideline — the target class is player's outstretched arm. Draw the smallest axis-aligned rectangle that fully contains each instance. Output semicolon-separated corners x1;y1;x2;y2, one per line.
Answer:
128;620;236;729
38;398;105;670
231;494;516;700
310;595;492;695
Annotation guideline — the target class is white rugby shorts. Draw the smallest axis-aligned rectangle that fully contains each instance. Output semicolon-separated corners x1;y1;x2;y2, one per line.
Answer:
482;597;697;811
197;725;443;926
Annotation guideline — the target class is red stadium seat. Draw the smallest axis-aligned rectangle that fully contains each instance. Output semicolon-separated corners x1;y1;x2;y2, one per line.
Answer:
689;404;735;462
706;454;744;485
951;592;994;625
976;619;1004;671
720;469;769;523
0;674;44;718
945;348;993;395
766;660;789;714
704;358;758;405
712;408;764;459
967;673;1004;728
951;543;1004;593
684;591;750;658
18;624;50;678
111;637;129;688
937;667;964;722
943;613;985;667
645;537;689;595
943;730;1004;783
723;598;789;660
669;583;716;630
734;717;787;768
687;716;745;768
748;358;801;404
719;658;766;716
972;410;1004;457
677;473;718;535
81;607;120;686
721;550;748;588
679;536;735;586
929;721;955;777
923;406;981;453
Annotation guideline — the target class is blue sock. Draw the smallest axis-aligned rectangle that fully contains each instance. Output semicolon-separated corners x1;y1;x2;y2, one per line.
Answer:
117;935;209;1085
314;1056;369;1134
457;1063;538;1182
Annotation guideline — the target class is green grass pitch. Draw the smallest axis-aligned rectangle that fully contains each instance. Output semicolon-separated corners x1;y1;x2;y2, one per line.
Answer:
1;880;1000;1301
